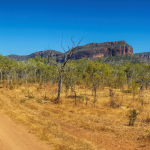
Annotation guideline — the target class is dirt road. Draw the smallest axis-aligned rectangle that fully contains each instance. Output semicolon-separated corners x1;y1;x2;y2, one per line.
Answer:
0;112;51;150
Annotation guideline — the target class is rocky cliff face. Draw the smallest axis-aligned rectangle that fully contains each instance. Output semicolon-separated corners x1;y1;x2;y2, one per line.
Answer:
134;53;150;63
7;41;133;61
70;41;133;60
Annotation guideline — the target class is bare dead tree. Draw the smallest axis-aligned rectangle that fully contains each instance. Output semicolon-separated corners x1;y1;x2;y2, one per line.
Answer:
49;36;83;101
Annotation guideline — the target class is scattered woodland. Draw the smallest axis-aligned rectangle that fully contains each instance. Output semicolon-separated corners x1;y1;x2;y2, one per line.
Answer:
0;54;150;104
0;53;150;149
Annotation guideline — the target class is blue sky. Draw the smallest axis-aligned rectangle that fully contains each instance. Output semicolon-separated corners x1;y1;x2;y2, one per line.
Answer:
0;0;150;56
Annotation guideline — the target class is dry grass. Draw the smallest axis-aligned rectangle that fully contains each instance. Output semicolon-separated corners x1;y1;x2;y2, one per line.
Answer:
0;83;150;149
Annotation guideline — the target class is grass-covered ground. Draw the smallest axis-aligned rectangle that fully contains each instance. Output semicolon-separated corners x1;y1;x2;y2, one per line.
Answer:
0;83;150;150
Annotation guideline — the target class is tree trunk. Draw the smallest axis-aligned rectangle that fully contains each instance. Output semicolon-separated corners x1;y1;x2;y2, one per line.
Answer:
86;98;88;105
35;70;36;84
57;74;62;100
94;87;97;107
40;72;42;83
3;74;4;87
25;77;27;89
44;78;46;99
1;71;2;88
92;88;94;96
71;87;77;105
140;83;144;106
86;90;88;106
16;73;18;85
7;76;9;89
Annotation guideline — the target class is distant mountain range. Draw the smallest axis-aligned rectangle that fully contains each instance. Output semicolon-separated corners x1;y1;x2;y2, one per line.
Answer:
7;41;133;61
6;41;150;64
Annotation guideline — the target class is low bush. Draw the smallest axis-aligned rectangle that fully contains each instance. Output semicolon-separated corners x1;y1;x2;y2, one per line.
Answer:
20;99;26;103
129;109;138;126
9;85;15;90
122;89;132;93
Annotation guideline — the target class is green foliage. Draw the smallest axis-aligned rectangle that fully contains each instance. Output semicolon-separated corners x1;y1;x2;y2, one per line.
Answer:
78;95;84;99
129;109;138;126
63;62;78;95
103;55;146;65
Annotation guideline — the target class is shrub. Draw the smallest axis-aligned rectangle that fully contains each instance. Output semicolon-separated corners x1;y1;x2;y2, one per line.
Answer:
9;85;15;90
22;89;26;93
129;109;138;126
122;89;132;93
28;93;34;99
110;99;120;108
144;114;150;124
36;99;42;103
109;88;120;108
78;95;84;99
44;97;49;100
28;90;34;99
20;99;26;103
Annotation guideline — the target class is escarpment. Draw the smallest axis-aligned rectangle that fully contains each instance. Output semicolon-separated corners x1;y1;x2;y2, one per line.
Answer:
7;41;133;61
70;41;133;60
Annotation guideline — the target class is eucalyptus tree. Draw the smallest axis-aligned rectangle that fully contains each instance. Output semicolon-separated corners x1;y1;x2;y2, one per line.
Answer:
9;66;17;85
63;62;78;104
142;64;150;90
110;66;119;89
82;71;92;105
75;59;88;93
14;61;24;85
37;61;45;83
42;64;54;98
134;63;150;105
124;63;135;89
0;55;5;87
49;36;83;101
134;64;146;91
20;61;33;89
85;60;110;106
28;58;38;84
116;65;127;90
4;58;15;88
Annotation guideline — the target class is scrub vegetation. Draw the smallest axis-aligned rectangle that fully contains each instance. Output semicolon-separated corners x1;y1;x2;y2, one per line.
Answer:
0;54;150;149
